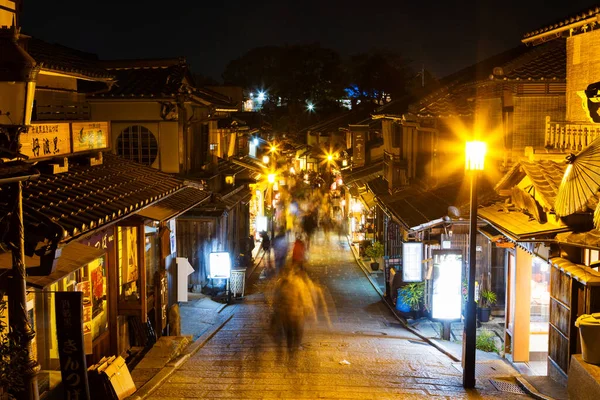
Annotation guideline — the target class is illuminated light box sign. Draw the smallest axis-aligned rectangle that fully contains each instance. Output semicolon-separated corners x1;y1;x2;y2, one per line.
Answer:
402;242;423;282
72;121;109;153
431;250;463;320
209;252;231;279
256;216;268;233
21;123;71;159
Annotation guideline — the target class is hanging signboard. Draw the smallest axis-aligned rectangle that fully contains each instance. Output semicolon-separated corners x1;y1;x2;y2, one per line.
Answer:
20;123;71;159
75;281;93;355
352;130;366;167
431;249;463;320
72;121;109;153
55;291;91;400
402;242;423;282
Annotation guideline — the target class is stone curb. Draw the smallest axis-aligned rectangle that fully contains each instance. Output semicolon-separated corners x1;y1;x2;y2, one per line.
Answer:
126;308;236;400
347;238;461;363
515;376;557;400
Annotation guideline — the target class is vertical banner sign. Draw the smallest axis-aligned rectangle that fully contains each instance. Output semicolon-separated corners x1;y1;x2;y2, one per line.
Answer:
55;291;91;400
402;242;423;282
20;123;71;159
75;281;93;354
71;121;109;153
353;130;366;167
431;250;463;320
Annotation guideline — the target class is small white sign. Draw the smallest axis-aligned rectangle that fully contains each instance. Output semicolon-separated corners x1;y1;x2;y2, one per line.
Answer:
209;252;232;279
402;242;423;282
431;250;463;320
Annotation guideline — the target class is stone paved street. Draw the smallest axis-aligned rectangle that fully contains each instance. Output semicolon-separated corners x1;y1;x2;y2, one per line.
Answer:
147;234;529;399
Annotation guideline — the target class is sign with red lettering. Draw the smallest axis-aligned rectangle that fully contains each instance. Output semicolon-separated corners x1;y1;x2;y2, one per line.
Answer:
55;291;91;400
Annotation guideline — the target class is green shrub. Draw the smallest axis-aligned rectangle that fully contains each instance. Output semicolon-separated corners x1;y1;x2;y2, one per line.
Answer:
476;330;499;353
399;282;425;311
479;289;497;308
365;241;384;259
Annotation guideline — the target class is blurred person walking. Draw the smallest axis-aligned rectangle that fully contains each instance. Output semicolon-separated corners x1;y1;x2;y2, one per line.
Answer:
272;227;289;274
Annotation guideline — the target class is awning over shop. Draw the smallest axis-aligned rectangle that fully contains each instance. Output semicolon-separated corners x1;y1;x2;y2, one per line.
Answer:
0;242;106;289
478;203;569;241
229;157;264;173
375;179;470;231
342;161;383;185
137;187;211;222
359;190;376;209
4;153;186;243
222;187;252;209
555;230;600;249
550;257;600;286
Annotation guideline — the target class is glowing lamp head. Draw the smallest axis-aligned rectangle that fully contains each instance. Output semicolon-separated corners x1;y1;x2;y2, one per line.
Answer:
257;91;265;101
270;144;277;153
465;141;486;171
253;137;259;146
307;102;315;112
262;155;270;164
327;154;333;162
268;173;276;184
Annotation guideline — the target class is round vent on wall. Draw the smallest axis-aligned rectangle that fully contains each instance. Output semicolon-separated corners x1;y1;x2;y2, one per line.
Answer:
117;125;158;166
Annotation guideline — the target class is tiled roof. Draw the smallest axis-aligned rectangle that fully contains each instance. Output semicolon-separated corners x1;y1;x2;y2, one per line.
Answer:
136;187;211;222
496;40;566;81
25;37;114;80
495;160;566;211
90;59;235;108
303;104;379;135
523;5;600;42
16;153;185;241
93;62;186;98
342;161;384;185
416;86;475;118
373;179;470;230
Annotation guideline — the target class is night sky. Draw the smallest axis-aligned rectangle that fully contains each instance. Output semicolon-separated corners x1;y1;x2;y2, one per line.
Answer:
21;1;600;82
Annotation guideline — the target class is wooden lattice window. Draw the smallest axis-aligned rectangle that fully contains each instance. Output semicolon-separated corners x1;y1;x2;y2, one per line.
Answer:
117;125;158;166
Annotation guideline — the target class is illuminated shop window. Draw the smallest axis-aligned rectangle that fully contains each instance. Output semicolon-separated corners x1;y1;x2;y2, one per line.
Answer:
145;224;159;299
118;226;140;301
47;256;108;368
117;125;158;165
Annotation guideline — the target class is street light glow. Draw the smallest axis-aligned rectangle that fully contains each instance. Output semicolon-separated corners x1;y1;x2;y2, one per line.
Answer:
268;173;276;183
270;144;277;153
253;137;259;146
327;154;333;161
262;155;270;164
257;91;265;101
465;141;486;171
307;102;315;112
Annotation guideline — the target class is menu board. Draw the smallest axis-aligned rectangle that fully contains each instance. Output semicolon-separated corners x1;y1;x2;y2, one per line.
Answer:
402;242;423;282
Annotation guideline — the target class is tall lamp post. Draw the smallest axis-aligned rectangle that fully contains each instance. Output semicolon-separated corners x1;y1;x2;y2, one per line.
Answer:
0;26;41;400
462;141;486;389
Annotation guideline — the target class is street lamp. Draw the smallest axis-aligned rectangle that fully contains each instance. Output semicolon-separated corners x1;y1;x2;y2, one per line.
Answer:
463;140;486;389
267;173;276;239
0;26;42;400
262;155;270;165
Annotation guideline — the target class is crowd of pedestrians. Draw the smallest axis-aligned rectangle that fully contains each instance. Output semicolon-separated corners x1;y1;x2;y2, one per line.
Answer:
254;172;341;358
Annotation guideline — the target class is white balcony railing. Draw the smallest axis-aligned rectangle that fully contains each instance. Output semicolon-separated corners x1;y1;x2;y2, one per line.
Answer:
545;116;600;152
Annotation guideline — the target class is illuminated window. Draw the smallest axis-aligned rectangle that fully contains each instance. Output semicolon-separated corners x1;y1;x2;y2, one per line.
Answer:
117;125;158;166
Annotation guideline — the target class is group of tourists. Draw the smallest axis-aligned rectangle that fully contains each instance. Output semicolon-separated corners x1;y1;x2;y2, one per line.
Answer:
254;172;338;357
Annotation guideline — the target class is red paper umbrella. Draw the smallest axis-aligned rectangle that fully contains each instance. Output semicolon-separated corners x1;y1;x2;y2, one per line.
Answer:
555;138;600;217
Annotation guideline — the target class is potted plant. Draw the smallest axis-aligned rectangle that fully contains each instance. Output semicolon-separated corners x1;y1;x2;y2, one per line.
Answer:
398;282;425;318
0;296;27;398
364;241;384;271
477;289;497;322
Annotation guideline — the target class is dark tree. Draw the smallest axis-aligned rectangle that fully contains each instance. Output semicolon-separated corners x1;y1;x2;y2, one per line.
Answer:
345;50;415;106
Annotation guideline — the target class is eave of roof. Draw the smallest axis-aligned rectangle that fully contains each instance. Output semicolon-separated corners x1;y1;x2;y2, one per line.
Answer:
522;6;600;44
